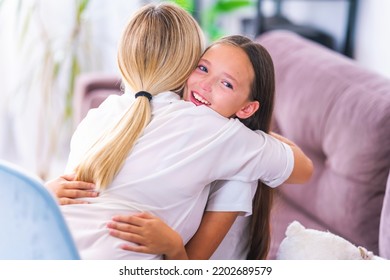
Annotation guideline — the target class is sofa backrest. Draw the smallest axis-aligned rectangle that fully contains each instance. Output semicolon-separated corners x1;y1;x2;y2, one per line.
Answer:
73;73;122;125
257;31;390;256
380;172;390;258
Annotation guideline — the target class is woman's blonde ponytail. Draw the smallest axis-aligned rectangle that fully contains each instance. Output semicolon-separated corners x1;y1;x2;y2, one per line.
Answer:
74;3;204;190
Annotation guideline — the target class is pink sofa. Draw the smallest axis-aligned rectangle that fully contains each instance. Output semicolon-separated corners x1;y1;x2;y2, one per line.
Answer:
73;30;390;259
256;31;390;259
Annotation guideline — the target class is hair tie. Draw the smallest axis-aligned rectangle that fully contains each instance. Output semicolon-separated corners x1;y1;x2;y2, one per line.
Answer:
135;91;152;102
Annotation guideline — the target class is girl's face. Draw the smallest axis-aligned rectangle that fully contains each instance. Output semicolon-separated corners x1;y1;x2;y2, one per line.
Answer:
183;43;259;119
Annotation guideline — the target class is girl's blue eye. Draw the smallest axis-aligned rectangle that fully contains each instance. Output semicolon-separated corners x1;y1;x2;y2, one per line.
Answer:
198;65;207;72
223;81;233;89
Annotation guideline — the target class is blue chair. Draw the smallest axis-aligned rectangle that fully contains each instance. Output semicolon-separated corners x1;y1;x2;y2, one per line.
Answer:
0;160;80;259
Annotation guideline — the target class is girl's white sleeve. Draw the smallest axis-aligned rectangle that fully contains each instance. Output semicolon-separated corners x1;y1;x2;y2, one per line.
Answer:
206;180;258;217
220;125;294;188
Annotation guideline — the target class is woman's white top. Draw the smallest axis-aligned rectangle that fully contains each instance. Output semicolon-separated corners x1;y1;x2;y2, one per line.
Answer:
62;91;293;260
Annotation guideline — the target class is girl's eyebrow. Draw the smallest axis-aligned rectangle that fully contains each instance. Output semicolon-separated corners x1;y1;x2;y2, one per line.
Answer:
224;72;238;84
200;58;238;83
199;58;210;65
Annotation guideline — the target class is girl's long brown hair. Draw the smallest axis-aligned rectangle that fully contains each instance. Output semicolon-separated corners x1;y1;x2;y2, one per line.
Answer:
210;35;276;260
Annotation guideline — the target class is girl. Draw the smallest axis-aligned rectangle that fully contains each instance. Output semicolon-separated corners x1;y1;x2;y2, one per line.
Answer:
105;35;309;260
57;3;312;260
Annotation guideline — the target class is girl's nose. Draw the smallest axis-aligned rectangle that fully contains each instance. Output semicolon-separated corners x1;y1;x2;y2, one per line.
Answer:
199;77;213;92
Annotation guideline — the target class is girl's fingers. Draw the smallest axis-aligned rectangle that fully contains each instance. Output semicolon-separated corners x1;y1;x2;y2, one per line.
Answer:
64;181;96;190
58;197;89;205
132;212;155;219
61;174;77;181
107;221;142;235
108;228;144;244
120;243;150;254
57;188;98;199
111;214;147;227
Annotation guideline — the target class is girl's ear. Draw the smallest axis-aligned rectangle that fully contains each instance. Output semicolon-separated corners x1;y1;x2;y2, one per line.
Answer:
236;101;260;119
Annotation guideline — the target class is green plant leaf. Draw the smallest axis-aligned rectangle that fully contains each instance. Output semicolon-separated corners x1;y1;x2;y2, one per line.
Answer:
76;0;90;22
65;55;81;119
17;4;35;48
170;0;194;11
53;61;61;80
213;0;254;13
201;0;255;41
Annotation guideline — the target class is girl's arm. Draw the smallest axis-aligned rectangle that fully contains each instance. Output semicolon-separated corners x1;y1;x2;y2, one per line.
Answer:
184;211;239;259
107;211;239;260
270;132;313;184
46;175;243;259
45;174;98;204
108;180;253;259
107;212;188;259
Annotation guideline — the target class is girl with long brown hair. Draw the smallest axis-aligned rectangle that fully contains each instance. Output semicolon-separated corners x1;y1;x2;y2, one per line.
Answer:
104;35;312;260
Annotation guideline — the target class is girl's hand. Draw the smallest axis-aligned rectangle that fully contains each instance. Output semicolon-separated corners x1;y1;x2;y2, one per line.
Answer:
107;212;188;259
45;174;98;205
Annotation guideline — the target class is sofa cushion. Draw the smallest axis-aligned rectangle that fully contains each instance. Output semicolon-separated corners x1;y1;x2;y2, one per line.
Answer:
269;193;330;259
257;31;390;255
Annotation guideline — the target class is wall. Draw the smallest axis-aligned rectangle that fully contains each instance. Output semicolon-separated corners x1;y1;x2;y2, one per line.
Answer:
355;0;390;78
259;0;390;78
0;0;141;179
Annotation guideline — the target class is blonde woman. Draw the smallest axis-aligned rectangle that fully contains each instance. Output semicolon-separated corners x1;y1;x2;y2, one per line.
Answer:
57;3;312;260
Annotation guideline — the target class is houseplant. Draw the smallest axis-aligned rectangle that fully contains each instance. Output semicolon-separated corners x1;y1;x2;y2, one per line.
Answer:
1;0;91;179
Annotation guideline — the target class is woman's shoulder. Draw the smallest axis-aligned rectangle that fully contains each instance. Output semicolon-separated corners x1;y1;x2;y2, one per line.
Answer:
82;93;131;124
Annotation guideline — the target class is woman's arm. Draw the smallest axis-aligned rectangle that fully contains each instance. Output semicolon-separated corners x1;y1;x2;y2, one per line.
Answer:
107;211;239;260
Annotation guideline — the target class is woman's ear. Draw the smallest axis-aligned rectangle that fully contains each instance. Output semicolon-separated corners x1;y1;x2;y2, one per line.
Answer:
235;101;260;119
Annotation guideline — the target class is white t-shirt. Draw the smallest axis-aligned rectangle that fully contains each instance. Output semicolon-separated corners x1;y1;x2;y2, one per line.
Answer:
61;91;293;260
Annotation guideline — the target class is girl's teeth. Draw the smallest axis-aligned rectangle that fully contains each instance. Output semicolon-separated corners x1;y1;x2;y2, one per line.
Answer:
193;92;210;105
